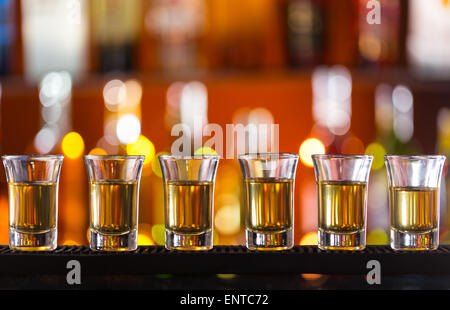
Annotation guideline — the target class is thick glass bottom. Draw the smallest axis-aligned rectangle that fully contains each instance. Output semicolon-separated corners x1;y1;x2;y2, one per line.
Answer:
318;228;366;251
390;228;438;251
246;228;293;251
10;228;57;251
165;229;213;251
90;229;137;251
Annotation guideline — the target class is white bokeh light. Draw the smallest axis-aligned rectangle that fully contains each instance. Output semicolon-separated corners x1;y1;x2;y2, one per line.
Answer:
116;114;141;144
103;79;127;112
34;126;58;154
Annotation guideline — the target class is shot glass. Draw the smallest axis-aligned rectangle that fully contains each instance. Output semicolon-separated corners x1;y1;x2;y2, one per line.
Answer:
312;154;373;251
159;155;219;251
385;155;446;251
238;153;299;251
84;155;144;251
2;155;63;251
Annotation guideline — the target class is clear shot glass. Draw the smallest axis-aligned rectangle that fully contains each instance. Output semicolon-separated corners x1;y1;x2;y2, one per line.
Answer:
159;155;219;251
238;153;299;251
312;154;373;251
385;155;446;251
2;155;64;251
84;155;144;251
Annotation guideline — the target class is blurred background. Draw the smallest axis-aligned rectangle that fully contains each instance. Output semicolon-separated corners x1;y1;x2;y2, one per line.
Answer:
0;0;449;247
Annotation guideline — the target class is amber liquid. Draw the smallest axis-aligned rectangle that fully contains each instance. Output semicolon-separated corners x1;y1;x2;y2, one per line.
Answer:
318;181;367;233
244;178;293;234
164;181;213;235
8;182;57;234
89;180;138;235
390;187;438;233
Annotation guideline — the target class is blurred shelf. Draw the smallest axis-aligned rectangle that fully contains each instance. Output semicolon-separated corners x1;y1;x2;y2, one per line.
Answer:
1;67;450;96
1;245;449;276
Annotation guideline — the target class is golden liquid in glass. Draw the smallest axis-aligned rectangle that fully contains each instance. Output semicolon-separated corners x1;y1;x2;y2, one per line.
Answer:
318;181;367;233
89;180;138;235
244;178;293;234
164;180;213;235
390;187;438;233
8;182;57;234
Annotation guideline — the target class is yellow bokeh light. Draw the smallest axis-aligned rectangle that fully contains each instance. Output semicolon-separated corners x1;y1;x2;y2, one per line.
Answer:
367;228;389;245
194;146;218;156
62;240;80;246
62;131;85;159
365;142;386;170
88;147;108;155
217;274;237;280
300;232;318;245
126;135;155;165
214;205;241;235
299;138;325;167
151;224;165;246
152;151;170;178
138;233;155;246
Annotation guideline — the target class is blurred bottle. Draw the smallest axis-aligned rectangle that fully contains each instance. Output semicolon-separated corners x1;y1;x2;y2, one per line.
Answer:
21;0;88;83
91;0;142;73
284;0;325;67
0;0;14;75
207;0;285;70
143;0;207;73
408;0;450;77
357;0;401;67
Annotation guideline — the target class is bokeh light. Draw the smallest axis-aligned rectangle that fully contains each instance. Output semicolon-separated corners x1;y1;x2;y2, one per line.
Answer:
116;114;141;144
151;224;165;246
126;135;156;165
62;240;80;246
365;142;387;170
194;146;218;156
300;232;318;245
214;205;241;235
103;79;126;112
88;147;108;155
62;131;85;159
367;228;389;245
299;138;325;167
34;126;58;154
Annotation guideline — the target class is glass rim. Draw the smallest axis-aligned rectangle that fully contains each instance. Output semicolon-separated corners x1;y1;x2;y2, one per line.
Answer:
158;154;220;160
311;154;373;160
384;155;446;161
2;154;64;160
83;155;145;160
238;152;299;160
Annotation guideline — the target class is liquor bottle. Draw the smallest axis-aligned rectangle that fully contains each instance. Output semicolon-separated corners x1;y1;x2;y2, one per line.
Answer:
207;0;284;70
357;0;401;66
143;0;207;73
90;0;141;73
0;0;14;75
284;0;325;67
21;0;89;82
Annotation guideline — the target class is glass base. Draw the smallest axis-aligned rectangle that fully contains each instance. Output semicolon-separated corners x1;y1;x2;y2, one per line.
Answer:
90;229;137;251
318;229;366;251
390;228;438;251
9;228;57;251
246;228;293;251
165;229;213;251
